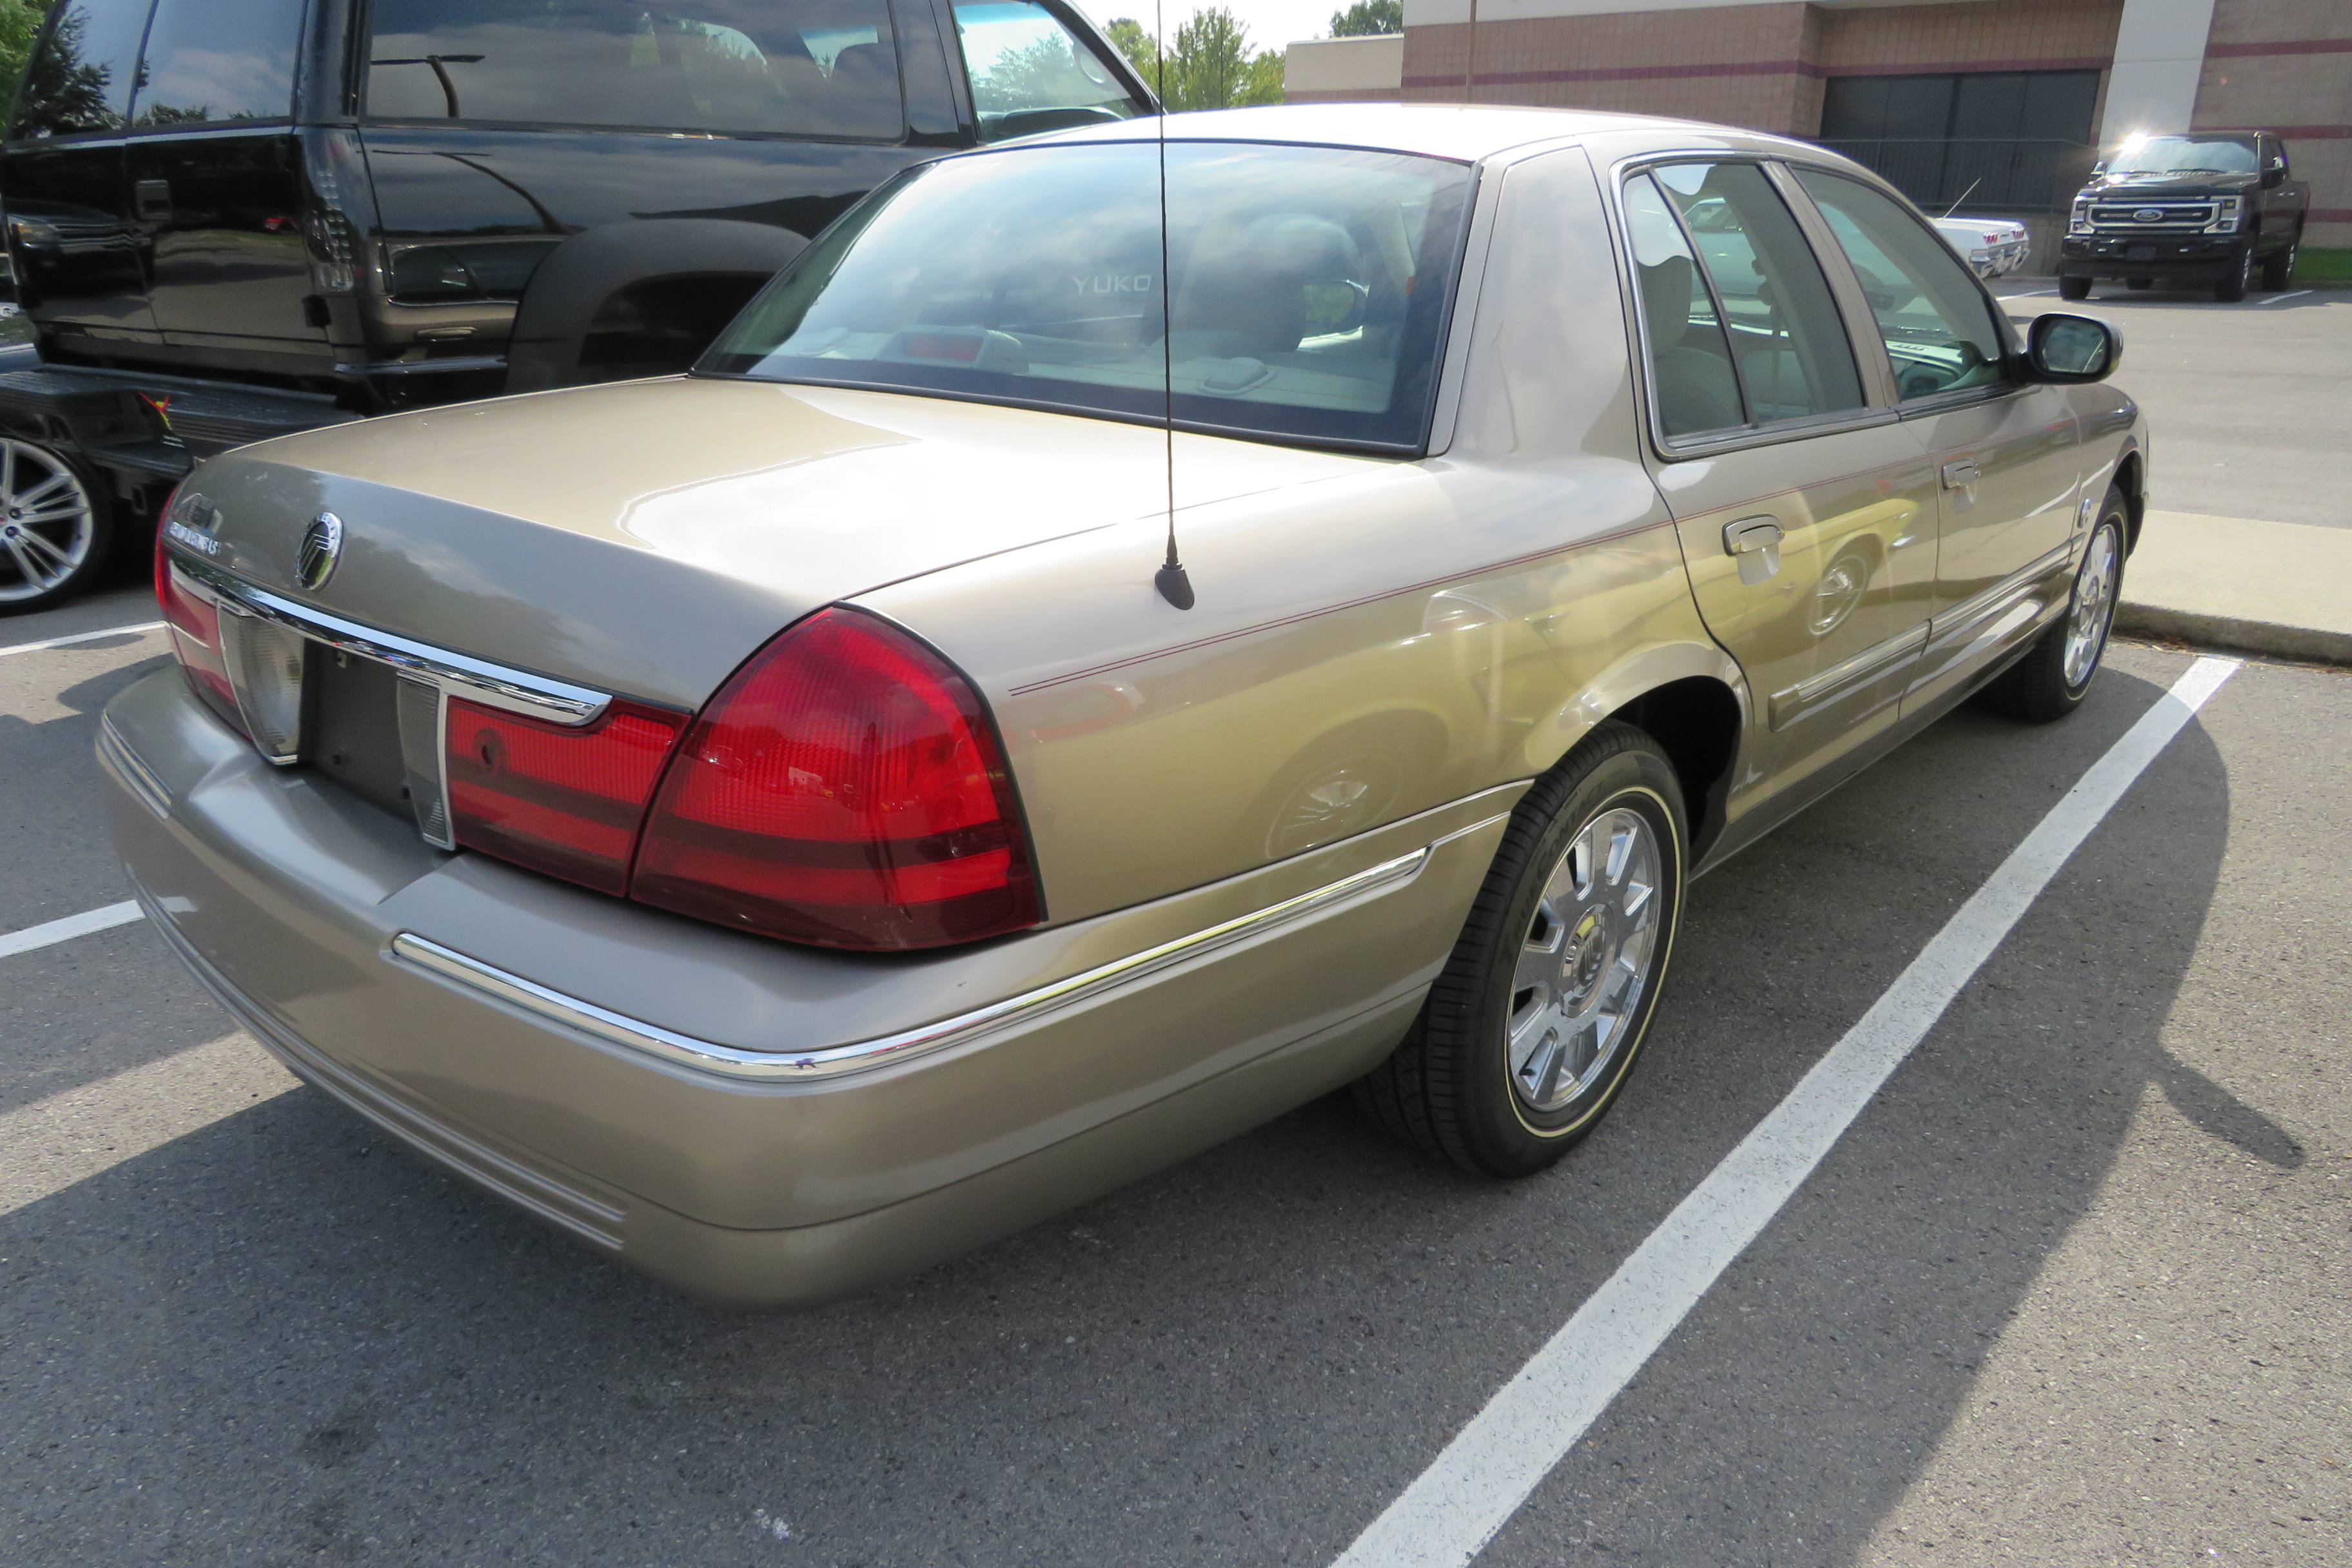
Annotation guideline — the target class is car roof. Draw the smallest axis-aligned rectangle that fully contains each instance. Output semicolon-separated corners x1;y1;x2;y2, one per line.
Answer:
1023;103;1820;166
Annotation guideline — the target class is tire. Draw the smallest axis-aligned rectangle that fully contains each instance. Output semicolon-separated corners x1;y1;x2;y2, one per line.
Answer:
0;438;113;616
2126;277;2154;290
2057;274;2092;301
2260;229;2300;292
1975;488;2126;724
2213;246;2252;303
1356;722;1687;1177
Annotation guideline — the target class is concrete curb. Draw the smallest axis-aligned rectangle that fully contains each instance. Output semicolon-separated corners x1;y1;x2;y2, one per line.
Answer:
2117;510;2352;667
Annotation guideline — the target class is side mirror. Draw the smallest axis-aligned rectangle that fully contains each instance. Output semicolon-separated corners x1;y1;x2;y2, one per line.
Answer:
2023;313;2121;384
2090;159;2108;177
2261;164;2285;188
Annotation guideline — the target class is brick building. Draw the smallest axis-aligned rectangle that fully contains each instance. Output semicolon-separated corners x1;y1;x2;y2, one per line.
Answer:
1284;0;2351;262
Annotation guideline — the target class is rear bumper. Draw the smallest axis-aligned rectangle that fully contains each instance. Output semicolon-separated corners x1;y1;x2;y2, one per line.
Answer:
0;349;357;481
101;667;1507;1308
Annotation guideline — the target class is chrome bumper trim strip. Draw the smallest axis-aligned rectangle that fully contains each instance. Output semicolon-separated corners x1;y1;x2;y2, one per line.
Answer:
391;845;1435;1083
97;712;172;819
169;554;611;725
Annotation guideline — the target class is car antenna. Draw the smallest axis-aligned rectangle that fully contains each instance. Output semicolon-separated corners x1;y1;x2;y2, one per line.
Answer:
1940;178;1981;219
1152;0;1195;611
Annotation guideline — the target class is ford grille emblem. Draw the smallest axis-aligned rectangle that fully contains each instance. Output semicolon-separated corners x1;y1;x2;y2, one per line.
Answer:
2133;208;2164;222
296;511;344;590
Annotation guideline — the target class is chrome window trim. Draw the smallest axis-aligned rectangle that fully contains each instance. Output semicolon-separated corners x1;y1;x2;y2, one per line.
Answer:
168;553;612;725
389;842;1446;1084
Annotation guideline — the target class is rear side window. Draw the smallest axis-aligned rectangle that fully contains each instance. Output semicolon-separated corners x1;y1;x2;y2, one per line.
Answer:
1795;170;2008;401
364;0;905;140
950;1;1145;142
132;0;306;125
10;0;152;137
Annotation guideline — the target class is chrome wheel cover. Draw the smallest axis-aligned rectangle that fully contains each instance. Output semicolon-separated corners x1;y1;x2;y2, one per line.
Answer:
1507;804;1663;1115
0;440;96;603
2063;523;2121;690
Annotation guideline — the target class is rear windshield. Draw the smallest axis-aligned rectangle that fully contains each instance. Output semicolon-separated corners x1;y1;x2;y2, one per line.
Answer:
364;0;903;139
697;139;1475;453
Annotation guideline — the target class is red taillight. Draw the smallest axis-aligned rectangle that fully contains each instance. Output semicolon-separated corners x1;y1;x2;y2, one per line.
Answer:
155;484;244;733
446;699;687;896
629;607;1039;951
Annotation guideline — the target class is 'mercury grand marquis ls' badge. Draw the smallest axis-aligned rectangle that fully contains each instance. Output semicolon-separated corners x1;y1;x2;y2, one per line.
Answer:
297;511;344;590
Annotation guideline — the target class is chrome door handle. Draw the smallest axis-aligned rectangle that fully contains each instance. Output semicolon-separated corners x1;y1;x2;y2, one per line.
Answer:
1940;459;1982;489
1722;516;1785;555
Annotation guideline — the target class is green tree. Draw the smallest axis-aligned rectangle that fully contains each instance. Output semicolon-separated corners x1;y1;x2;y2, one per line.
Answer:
0;0;48;119
1329;0;1402;37
1108;8;1285;112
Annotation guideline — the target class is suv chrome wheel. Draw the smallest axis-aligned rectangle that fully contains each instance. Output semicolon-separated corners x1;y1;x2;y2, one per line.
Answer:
0;440;100;607
1508;806;1662;1114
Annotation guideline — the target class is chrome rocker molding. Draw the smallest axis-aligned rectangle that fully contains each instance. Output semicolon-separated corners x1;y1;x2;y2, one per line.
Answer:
167;553;612;725
390;845;1438;1084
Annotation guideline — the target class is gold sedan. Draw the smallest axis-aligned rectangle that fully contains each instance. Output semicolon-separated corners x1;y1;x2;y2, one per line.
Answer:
106;105;2139;1306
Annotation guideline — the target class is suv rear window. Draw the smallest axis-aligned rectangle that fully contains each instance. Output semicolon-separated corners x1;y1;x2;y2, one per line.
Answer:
364;0;904;140
698;140;1474;453
10;0;151;137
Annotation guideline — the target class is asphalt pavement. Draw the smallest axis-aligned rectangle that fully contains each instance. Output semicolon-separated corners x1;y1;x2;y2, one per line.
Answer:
4;297;2350;1565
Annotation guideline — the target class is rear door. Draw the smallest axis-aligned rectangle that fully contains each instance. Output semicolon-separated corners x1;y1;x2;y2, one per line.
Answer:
123;0;325;371
1623;159;1939;824
0;0;161;353
1791;168;2084;713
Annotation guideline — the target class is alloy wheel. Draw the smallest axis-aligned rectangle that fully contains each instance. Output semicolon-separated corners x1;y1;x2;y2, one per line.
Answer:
1507;805;1663;1114
0;440;97;604
2063;523;2121;690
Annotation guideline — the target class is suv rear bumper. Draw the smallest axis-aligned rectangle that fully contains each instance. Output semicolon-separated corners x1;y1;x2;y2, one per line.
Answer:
0;347;357;482
101;666;1506;1308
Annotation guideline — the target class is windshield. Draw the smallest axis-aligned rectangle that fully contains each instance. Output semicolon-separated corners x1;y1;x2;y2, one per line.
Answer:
697;140;1475;453
2104;135;2258;175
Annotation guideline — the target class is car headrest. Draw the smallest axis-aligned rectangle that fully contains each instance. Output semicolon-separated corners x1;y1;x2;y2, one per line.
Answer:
1640;254;1692;351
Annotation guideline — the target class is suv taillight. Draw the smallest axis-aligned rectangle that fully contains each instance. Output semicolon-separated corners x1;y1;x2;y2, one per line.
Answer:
629;608;1040;952
155;487;246;736
447;699;687;896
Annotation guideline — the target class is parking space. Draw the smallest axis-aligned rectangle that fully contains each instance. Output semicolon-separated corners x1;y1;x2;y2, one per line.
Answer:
5;584;2346;1562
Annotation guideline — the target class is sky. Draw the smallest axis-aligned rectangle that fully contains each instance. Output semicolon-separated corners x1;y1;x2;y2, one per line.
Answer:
1072;0;1356;54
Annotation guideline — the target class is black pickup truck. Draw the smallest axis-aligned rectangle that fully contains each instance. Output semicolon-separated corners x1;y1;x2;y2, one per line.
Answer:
2057;130;2308;304
0;0;1153;611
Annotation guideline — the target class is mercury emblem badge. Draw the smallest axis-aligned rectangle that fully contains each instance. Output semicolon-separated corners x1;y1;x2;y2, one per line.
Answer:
297;511;345;590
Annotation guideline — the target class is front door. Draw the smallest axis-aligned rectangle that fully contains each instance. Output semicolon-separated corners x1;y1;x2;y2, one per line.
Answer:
124;0;324;371
1625;161;1939;829
1;0;159;353
1793;168;2085;712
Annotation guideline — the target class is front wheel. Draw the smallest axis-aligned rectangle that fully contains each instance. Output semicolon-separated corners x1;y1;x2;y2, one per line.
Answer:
2057;274;2093;301
1975;489;2126;724
2260;231;2300;292
2214;246;2253;302
1356;723;1686;1177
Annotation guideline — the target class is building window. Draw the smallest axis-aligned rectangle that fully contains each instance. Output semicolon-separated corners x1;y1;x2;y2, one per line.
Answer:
1819;70;2100;213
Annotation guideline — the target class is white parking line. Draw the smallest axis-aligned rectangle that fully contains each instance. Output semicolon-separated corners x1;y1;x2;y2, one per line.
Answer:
1999;288;2055;299
1329;656;2242;1568
0;901;145;960
0;620;166;658
2260;289;2313;306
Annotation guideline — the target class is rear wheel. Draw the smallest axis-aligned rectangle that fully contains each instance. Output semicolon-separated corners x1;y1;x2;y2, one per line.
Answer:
1975;487;2125;724
2214;246;2253;303
0;439;111;615
2260;230;2300;292
2057;274;2092;301
1356;723;1685;1177
2126;277;2154;290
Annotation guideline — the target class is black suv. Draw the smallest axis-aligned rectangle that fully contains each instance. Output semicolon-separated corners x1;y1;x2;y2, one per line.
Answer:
2057;130;2309;304
0;0;1152;610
